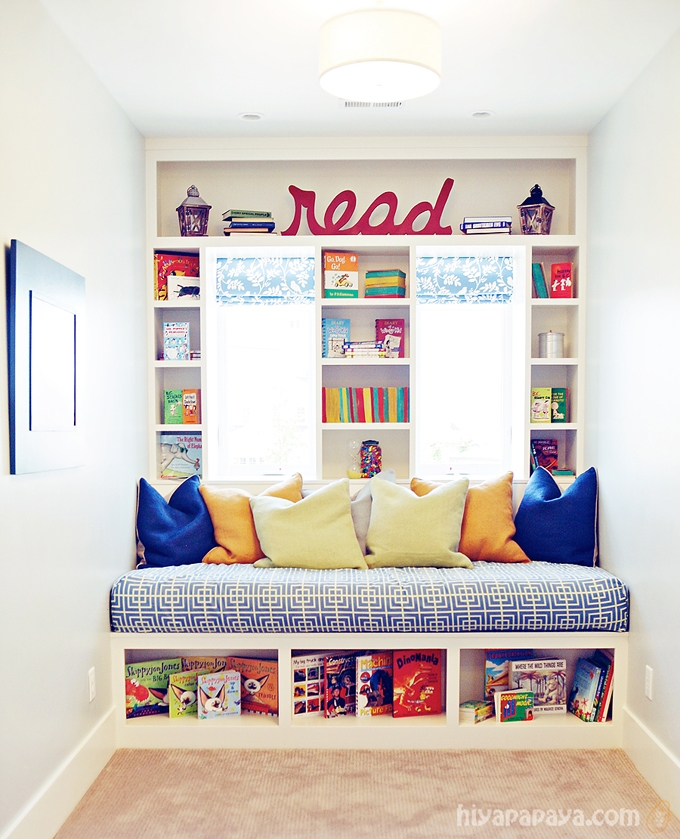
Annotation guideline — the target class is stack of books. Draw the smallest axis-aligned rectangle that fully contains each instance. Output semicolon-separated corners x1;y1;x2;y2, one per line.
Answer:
459;699;494;725
343;340;385;358
568;651;614;722
460;216;512;235
223;209;276;235
364;269;406;298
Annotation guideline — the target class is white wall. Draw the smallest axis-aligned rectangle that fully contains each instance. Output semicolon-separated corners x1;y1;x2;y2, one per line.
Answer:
587;31;680;807
0;1;146;836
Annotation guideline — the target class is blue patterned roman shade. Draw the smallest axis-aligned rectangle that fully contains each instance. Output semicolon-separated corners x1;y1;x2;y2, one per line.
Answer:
216;255;315;305
416;254;515;303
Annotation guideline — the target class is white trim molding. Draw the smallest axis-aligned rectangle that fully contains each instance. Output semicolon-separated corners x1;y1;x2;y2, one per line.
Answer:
623;706;680;819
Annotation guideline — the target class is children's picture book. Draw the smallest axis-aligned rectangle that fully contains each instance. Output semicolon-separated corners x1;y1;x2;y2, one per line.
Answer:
167;276;200;300
159;432;202;478
292;652;330;716
551;388;568;423
163;389;183;424
531;387;552;423
484;649;534;700
375;318;405;358
125;657;182;719
459;699;494;724
356;652;393;717
197;670;241;719
392;649;443;718
322;317;350;358
181;389;200;424
550;262;574;298
181;656;229;673
324;653;357;717
169;669;208;718
324;251;359;298
530;439;559;473
226;656;278;716
510;658;567;715
568;657;605;721
494;689;534;722
590;650;615;722
154;251;200;301
531;263;549;298
163;322;190;361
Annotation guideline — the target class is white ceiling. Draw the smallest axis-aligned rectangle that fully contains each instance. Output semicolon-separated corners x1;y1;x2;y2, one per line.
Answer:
40;0;680;139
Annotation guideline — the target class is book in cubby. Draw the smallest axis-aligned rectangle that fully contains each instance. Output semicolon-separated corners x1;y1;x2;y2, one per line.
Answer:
322;387;409;423
549;262;574;298
323;251;359;298
531;387;569;424
226;656;278;716
292;652;330;717
162;321;190;361
459;699;494;724
364;269;406;298
393;649;443;718
509;657;567;715
568;651;614;723
125;657;182;719
375;318;405;358
324;653;357;718
356;651;393;717
322;317;351;358
530;439;558;473
169;669;207;718
197;671;241;719
154;251;199;301
484;649;534;700
159;431;202;479
494;689;535;722
163;388;201;424
531;263;549;298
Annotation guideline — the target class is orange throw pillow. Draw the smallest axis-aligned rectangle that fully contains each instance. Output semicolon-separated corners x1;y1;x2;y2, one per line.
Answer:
410;472;529;563
200;473;303;565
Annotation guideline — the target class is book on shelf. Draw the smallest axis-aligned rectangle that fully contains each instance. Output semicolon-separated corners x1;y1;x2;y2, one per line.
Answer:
223;227;277;236
530;438;559;473
552;469;575;476
169;669;208;718
510;658;567;715
159;431;202;479
125;657;182;719
322;387;409;423
375;318;405;358
226;656;279;716
222;209;273;220
292;652;330;717
324;251;359;298
343;341;386;359
393;649;443;718
197;671;241;719
484;649;534;699
550;262;574;298
356;651;393;717
322;317;351;358
459;699;494;724
324;653;357;717
568;657;605;722
364;286;406;297
163;322;190;361
530;387;552;423
224;219;276;231
163;389;183;424
181;656;229;673
462;216;513;224
365;269;406;279
531;263;549;298
550;387;568;423
167;276;200;301
181;388;200;424
590;650;614;722
460;218;512;234
154;251;199;302
494;689;534;722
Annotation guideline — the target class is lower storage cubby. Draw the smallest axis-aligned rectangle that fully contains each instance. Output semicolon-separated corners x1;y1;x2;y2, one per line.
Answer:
111;631;627;749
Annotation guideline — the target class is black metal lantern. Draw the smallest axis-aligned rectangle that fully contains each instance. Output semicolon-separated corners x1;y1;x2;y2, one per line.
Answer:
517;184;554;235
176;185;211;236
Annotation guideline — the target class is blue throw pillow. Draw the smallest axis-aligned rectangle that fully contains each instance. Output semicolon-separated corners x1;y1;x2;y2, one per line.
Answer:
136;476;216;567
514;467;598;566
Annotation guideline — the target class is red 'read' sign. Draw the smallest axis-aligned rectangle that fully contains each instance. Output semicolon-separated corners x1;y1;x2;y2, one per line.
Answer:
281;178;454;236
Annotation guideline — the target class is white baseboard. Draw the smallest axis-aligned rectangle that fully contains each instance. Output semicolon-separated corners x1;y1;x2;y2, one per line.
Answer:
1;708;116;839
623;706;680;819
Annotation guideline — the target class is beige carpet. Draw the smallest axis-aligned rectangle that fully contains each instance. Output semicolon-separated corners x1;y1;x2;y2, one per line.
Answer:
54;749;679;839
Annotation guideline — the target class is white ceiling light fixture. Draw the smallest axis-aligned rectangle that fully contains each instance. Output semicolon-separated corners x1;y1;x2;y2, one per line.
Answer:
319;8;441;103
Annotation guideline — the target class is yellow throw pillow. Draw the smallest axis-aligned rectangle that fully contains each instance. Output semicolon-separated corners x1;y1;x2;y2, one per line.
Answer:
365;479;472;569
249;479;367;570
200;473;303;565
410;472;530;563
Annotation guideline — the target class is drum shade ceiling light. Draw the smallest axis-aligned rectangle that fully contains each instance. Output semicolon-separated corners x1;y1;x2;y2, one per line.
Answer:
319;9;441;103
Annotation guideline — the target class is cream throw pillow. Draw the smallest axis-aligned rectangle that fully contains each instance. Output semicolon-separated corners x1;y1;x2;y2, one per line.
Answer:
365;478;473;569
249;479;367;570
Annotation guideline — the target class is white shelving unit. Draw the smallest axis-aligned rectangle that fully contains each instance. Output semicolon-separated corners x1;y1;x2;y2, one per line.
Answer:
129;137;606;752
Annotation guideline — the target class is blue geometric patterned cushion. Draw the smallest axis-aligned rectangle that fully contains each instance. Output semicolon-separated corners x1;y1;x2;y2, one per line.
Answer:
136;476;216;568
514;467;598;566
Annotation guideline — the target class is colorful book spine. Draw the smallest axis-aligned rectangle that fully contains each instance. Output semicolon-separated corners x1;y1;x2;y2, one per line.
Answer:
322;388;410;422
531;263;549;298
